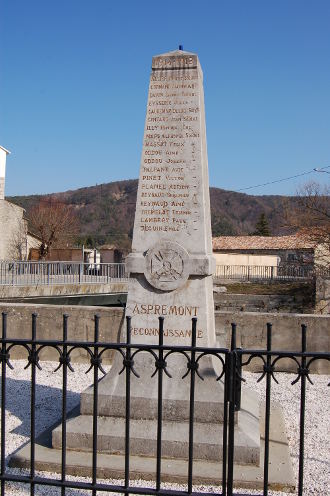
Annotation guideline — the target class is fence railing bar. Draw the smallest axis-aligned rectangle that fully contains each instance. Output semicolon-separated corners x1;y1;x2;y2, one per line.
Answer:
30;313;38;496
263;323;272;496
156;316;165;492
61;314;69;496
0;313;7;496
222;353;229;496
2;260;329;286
226;323;237;496
0;261;128;286
213;263;324;281
298;324;307;496
187;317;197;495
124;316;132;495
0;335;328;359
92;314;100;496
0;472;222;496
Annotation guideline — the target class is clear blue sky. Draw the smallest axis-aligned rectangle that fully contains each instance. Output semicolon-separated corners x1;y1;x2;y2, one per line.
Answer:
1;1;329;196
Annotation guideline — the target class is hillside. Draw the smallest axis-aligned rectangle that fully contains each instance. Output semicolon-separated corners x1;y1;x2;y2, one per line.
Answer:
8;179;294;248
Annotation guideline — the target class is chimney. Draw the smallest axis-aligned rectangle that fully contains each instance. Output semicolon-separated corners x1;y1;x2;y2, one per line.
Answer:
0;146;11;200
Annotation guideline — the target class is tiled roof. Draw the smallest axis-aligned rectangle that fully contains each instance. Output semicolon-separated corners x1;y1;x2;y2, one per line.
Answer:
212;234;315;251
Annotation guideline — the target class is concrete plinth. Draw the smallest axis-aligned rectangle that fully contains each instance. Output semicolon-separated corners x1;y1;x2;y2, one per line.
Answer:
51;353;260;466
10;403;295;492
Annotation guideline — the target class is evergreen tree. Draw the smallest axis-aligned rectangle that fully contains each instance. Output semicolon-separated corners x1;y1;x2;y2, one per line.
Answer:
253;213;271;236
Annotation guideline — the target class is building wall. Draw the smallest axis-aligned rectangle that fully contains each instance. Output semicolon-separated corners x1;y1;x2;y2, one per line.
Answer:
214;253;279;266
30;248;84;262
314;243;330;268
214;248;314;267
315;277;330;314
0;200;27;260
27;233;41;254
100;249;115;263
0;178;4;201
0;148;7;200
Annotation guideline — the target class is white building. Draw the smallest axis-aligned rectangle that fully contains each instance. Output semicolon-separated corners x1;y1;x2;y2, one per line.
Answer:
0;146;40;260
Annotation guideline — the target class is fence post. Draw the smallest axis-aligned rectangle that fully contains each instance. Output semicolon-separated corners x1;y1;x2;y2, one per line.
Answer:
124;315;131;495
61;314;69;493
92;314;100;496
227;323;237;496
187;317;197;495
156;316;165;491
263;322;272;494
30;313;38;495
1;313;8;494
298;324;307;496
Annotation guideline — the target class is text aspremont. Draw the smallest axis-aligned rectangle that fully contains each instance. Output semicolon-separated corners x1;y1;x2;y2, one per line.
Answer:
132;304;198;317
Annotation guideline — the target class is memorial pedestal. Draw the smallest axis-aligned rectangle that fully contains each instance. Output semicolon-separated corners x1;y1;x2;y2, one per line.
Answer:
52;353;260;466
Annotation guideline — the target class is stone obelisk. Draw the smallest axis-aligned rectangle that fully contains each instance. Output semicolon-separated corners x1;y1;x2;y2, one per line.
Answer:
50;51;260;470
77;49;227;421
126;49;216;348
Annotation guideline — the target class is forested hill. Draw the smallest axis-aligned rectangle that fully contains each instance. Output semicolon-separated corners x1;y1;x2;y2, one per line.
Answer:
8;179;294;248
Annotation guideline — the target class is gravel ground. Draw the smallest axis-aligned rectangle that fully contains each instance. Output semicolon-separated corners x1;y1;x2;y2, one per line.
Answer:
0;360;329;495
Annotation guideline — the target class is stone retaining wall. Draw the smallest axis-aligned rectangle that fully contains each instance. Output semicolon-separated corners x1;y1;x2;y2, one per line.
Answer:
0;282;127;299
0;303;328;373
215;311;329;374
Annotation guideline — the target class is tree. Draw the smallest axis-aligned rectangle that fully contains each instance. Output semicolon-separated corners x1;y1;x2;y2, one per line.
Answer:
28;199;79;259
9;218;27;260
211;218;236;236
283;181;330;269
252;212;271;236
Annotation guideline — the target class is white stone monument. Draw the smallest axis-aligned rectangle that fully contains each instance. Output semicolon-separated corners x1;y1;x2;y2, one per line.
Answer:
125;49;216;350
53;49;260;467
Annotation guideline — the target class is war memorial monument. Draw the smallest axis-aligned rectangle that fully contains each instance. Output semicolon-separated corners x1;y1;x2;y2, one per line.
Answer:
12;49;294;490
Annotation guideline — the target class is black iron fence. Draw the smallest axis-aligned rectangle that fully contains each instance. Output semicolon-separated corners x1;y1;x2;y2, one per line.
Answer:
0;313;329;495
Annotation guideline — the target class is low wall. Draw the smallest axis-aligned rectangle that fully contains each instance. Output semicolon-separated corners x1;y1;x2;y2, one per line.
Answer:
0;303;328;373
0;282;127;299
0;303;124;363
214;293;303;313
215;311;329;374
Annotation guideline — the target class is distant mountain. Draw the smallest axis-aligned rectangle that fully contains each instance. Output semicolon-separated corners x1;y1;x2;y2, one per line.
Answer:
8;179;294;248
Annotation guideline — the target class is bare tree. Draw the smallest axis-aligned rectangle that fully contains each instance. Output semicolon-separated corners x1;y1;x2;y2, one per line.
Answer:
283;181;330;269
9;218;28;260
28;199;79;259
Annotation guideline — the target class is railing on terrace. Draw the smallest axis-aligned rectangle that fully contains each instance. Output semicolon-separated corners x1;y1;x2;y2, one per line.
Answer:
0;261;329;286
0;261;128;286
0;313;329;495
214;264;329;281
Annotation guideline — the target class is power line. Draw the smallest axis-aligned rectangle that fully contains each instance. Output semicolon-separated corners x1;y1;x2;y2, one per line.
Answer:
99;165;330;198
234;166;330;192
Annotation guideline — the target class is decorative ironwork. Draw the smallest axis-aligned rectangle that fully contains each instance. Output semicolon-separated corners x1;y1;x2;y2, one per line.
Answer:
0;312;329;496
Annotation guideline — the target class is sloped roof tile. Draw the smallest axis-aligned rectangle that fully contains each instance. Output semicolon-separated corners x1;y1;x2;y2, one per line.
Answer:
212;234;315;251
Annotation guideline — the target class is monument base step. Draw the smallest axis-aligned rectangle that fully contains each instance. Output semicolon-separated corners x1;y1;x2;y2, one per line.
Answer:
52;411;260;465
9;404;295;492
80;354;227;422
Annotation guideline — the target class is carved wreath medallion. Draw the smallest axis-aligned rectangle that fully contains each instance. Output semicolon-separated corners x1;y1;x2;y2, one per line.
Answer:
144;241;190;291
